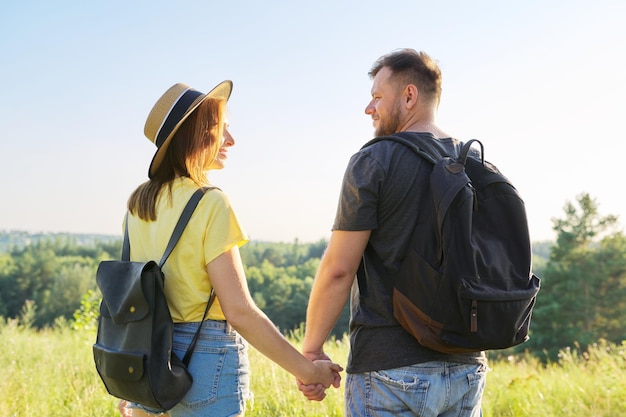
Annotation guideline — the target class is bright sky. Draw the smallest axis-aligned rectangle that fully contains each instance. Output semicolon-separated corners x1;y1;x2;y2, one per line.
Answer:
1;0;625;243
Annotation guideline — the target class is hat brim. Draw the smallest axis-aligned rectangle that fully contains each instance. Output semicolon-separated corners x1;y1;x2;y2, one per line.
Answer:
148;80;233;178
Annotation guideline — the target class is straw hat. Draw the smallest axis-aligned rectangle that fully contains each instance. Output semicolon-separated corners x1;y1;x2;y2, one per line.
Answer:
144;80;233;177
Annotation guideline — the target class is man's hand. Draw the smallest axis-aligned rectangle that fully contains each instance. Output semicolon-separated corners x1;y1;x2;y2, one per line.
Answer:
297;379;328;401
297;351;342;401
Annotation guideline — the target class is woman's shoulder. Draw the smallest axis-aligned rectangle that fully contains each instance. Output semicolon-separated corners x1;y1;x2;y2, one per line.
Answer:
173;178;229;200
201;186;230;207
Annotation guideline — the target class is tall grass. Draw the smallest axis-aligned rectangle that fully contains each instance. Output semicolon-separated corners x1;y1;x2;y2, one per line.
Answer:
0;319;118;416
245;332;347;417
483;342;626;417
1;318;625;416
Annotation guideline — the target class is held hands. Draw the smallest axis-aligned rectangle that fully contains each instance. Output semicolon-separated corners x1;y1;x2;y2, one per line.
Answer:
117;400;132;417
297;351;343;401
315;359;343;388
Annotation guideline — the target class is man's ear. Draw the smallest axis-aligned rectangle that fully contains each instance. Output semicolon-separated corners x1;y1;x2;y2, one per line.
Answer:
404;84;418;109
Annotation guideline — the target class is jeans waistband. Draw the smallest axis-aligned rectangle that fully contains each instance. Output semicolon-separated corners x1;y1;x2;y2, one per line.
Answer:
175;319;234;334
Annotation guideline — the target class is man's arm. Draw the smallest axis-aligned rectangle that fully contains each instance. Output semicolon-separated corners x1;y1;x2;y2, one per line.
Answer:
300;229;371;400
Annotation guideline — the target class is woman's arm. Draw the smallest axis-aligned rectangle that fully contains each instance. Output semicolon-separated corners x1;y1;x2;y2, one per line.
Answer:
206;246;342;387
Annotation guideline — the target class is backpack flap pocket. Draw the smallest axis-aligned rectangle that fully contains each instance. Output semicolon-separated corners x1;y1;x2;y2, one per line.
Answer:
96;260;157;324
93;344;145;381
460;276;540;302
455;275;540;349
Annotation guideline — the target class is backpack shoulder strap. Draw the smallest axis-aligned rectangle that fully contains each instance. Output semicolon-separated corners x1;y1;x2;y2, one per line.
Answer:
122;213;131;261
121;186;218;368
361;133;448;165
458;139;484;165
364;133;484;167
120;187;214;264
159;187;214;267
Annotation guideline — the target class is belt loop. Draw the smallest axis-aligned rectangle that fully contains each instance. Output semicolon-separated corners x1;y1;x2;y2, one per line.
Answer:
226;321;233;334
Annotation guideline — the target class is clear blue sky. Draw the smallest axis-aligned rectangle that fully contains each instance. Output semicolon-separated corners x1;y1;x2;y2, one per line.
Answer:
1;0;625;243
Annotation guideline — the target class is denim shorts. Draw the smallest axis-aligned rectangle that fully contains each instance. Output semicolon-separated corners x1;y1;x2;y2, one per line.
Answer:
345;361;488;417
130;320;251;417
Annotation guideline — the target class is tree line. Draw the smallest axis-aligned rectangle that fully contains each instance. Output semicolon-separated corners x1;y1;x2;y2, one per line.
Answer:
1;192;625;359
0;232;350;336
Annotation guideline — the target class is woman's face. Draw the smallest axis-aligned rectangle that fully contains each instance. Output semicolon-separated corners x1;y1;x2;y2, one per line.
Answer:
208;125;235;170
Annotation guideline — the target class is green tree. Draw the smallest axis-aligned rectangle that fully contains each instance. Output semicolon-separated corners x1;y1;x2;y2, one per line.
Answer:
306;239;328;259
0;247;56;319
72;289;101;330
0;236;110;327
0;252;16;317
529;193;626;359
37;262;95;326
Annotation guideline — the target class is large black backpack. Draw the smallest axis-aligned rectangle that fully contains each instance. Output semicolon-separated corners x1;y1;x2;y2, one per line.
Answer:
363;133;540;353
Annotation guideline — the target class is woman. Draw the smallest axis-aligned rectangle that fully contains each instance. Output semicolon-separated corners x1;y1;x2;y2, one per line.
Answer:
122;81;341;417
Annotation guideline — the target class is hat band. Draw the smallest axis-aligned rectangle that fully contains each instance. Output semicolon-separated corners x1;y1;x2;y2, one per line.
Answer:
155;89;204;147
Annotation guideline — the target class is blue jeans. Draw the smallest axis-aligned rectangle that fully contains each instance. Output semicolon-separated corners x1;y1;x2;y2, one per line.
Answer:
131;320;251;417
345;361;487;417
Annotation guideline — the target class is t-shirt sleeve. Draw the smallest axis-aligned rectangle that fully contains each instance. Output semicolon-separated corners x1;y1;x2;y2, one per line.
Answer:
333;150;383;231
201;190;249;265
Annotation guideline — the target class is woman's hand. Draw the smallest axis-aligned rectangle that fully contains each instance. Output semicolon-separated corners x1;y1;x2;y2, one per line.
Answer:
312;359;343;388
297;356;343;401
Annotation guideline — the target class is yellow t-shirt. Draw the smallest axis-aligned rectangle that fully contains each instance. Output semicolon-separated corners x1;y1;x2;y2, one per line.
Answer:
126;177;248;322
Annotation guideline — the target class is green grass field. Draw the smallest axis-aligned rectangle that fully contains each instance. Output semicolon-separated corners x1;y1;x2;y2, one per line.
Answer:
2;320;625;416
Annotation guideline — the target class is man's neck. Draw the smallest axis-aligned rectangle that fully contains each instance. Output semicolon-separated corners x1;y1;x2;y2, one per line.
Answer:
400;119;450;139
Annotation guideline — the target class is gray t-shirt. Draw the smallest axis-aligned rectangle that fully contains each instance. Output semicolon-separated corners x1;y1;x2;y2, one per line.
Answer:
333;132;486;373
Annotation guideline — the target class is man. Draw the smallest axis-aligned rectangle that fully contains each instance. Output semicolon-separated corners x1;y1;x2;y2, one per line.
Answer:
300;49;488;416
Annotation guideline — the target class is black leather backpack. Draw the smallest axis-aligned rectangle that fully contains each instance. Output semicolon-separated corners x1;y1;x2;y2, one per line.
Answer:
93;188;215;411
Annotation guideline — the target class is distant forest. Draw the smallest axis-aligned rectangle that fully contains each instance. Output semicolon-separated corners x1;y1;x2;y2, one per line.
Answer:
1;192;625;360
0;230;349;336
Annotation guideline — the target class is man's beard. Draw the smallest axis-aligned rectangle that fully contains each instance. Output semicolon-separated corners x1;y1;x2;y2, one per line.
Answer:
374;102;402;137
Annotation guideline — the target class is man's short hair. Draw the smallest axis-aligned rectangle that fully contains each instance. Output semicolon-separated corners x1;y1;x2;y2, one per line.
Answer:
369;49;442;106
